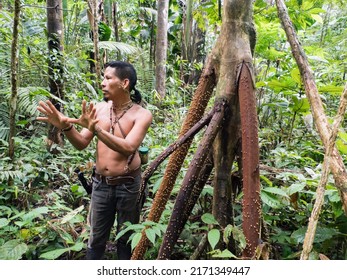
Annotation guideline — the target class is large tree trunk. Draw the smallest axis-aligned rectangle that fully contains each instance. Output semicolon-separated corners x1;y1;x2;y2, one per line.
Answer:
276;0;347;214
47;0;65;152
212;0;259;258
155;0;168;98
8;0;21;167
132;0;260;260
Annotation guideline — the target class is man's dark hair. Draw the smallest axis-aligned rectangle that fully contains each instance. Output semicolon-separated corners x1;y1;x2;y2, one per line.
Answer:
104;61;142;104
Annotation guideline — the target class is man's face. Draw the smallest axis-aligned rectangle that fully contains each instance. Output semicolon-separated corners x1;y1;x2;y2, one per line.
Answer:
101;67;123;101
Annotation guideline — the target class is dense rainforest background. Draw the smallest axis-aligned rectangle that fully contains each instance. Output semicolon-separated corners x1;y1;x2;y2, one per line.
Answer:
0;0;346;260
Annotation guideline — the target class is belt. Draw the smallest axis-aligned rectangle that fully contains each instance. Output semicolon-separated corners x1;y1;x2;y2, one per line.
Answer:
94;167;141;186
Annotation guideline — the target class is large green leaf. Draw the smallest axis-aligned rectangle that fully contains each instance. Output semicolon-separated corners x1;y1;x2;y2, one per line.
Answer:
291;227;339;244
39;242;84;260
208;229;220;250
0;240;28;260
201;213;219;225
131;232;142;251
145;228;156;245
0;218;9;228
261;191;284;209
263;187;289;198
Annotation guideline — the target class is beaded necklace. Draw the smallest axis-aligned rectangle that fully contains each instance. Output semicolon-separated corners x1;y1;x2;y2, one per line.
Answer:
109;100;133;135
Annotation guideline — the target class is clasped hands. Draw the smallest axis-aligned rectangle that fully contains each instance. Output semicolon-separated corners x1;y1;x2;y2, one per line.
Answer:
37;100;99;132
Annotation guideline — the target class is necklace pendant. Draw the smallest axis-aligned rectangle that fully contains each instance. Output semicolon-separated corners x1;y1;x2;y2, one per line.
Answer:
110;127;114;134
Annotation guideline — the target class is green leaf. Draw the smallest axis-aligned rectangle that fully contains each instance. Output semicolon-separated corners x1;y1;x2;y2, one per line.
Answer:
39;242;84;260
291;227;338;244
115;223;144;240
263;187;289;198
131;233;142;251
291;96;310;113
201;213;219;225
287;183;306;196
0;240;28;260
208;229;220;250
211;249;238;259
229;225;246;250
145;228;156;245
0;218;9;228
260;175;273;187
261;191;283;209
311;14;323;24
319;85;344;95
290;68;302;85
338;131;347;142
336;139;347;155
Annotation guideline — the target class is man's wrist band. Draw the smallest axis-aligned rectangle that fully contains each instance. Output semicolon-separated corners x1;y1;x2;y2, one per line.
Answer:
61;124;73;132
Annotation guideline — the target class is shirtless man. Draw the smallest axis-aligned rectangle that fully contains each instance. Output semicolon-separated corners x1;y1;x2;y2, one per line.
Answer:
37;61;152;260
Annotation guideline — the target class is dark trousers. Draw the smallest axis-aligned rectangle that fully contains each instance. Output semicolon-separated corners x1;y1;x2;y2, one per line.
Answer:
86;173;141;260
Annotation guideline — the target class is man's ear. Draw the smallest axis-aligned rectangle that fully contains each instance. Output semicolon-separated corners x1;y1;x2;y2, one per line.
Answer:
123;78;130;89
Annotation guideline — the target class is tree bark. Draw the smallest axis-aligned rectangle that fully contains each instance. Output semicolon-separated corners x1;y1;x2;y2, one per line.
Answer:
212;0;256;228
47;0;65;152
87;0;101;83
155;0;168;98
238;62;260;258
8;0;21;165
131;54;217;260
276;0;347;214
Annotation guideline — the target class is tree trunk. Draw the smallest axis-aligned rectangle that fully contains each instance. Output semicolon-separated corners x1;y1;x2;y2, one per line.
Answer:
276;0;347;214
87;0;101;83
155;0;168;98
47;0;65;152
212;0;259;258
188;20;206;85
8;0;21;166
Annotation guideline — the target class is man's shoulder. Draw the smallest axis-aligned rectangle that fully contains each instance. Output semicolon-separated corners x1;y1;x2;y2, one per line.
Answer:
134;104;152;121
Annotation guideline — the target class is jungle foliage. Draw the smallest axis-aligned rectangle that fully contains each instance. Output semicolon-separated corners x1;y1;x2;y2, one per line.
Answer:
0;0;346;260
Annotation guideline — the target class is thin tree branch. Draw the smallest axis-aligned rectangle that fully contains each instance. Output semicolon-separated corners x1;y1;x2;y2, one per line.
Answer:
301;83;347;260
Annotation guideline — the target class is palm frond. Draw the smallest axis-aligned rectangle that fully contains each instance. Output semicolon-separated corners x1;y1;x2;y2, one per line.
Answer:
86;41;140;55
0;103;10;141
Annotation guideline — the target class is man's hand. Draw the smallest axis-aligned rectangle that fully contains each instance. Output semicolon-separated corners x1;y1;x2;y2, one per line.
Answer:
37;100;70;129
66;100;99;132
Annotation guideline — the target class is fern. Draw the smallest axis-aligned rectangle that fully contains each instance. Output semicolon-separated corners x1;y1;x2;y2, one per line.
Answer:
0;87;63;141
0;170;23;181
